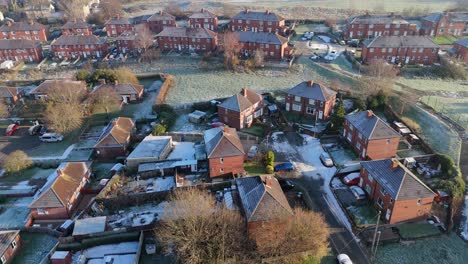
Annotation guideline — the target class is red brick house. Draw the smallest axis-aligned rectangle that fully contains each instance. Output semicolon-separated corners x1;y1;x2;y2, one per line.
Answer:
362;36;439;65
0;230;21;264
0;86;19;104
61;19;92;36
147;11;176;33
29;162;92;220
29;80;87;100
93;81;144;103
0;20;49;42
238;31;289;59
236;175;293;250
218;88;264;130
94;117;135;160
359;158;436;224
156;27;218;52
115;31;138;54
204;127;245;178
189;8;218;31
421;12;468;37
452;38;468;62
343;110;401;160
285;81;337;121
345;15;417;39
50;35;108;59
104;16;134;37
0;39;43;62
231;9;286;34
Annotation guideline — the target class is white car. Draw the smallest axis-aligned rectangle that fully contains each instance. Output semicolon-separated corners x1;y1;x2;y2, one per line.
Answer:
320;152;334;167
309;54;318;60
39;133;64;142
247;145;259;158
350;186;366;200
337;254;353;264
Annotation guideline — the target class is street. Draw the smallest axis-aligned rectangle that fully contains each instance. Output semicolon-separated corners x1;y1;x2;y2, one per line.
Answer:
269;132;370;264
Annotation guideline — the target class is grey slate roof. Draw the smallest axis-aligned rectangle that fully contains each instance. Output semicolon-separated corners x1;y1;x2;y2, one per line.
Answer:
0;21;47;32
345;110;400;140
157;27;216;39
238;31;287;45
347;15;409;25
62;20;90;30
52;35;106;46
0;230;19;255
361;159;435;200
236;175;293;222
364;36;439;49
0;39;38;49
287;81;336;102
219;88;262;112
190;9;217;19
232;10;284;22
455;38;468;48
204;127;245;158
148;11;175;21
105;17;132;25
424;12;468;23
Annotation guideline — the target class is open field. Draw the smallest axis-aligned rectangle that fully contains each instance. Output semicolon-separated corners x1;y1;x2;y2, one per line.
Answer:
398;78;468;92
421;96;468;130
376;234;468;264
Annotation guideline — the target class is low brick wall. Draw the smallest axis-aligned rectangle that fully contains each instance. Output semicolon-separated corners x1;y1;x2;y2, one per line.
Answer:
155;73;174;105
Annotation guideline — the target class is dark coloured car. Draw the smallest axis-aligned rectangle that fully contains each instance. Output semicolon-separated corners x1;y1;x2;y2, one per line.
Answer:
274;162;294;172
278;179;295;191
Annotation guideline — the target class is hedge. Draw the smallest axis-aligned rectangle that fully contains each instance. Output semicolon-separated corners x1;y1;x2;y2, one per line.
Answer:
57;232;140;251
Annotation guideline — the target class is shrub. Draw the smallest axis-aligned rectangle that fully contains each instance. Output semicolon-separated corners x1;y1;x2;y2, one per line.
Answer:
265;151;275;167
153;123;167;136
3;150;33;174
266;165;274;174
401;117;421;134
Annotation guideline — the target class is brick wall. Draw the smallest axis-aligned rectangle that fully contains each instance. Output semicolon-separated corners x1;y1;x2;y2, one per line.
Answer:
239;41;287;59
1;234;21;264
454;43;468;62
218;102;264;130
231;17;285;33
105;24;134;37
362;46;439;65
189;17;218;31
148;20;176;34
0;28;48;42
0;45;43;62
208;155;244;178
95;146;127;160
345;22;415;39
157;36;218;52
62;28;92;36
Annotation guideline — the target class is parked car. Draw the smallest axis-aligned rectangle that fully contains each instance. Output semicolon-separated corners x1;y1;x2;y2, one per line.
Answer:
29;124;46;136
247;145;259;158
5;123;19;136
39;133;64;142
337;254;353;264
320;152;334;167
350;186;366;201
343;172;360;185
348;39;359;47
274;162;294;172
278;178;295;191
309;54;319;60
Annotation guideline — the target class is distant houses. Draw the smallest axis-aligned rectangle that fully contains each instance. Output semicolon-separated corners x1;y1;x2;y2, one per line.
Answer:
0;230;21;264
452;38;468;62
189;8;218;31
156;27;218;52
421;12;468;37
238;31;290;59
61;19;93;36
345;15;417;39
147;11;177;34
50;35;108;60
231;9;286;34
104;16;134;37
0;20;49;42
0;39;43;63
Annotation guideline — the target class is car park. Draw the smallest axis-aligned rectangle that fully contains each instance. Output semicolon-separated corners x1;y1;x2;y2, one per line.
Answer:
274;162;294;172
39;133;64;142
320;152;334;167
343;172;360;185
350;186;366;200
337;254;353;264
5;123;19;136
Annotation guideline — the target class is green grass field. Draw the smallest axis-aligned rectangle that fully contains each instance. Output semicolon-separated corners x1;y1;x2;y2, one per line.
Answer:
432;36;459;45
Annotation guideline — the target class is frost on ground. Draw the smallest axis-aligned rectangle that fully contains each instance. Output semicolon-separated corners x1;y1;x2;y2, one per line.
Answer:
0;206;30;229
461;193;468;241
107;202;169;229
171;114;206;132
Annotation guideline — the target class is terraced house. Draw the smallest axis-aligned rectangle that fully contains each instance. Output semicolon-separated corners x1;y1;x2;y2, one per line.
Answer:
104;16;134;37
345;15;417;39
146;11;176;33
231;9;286;34
0;39;43;62
362;36;440;65
29;162;92;220
0;20;49;42
359;159;436;224
343;110;401;160
189;8;218;31
218;88;264;130
238;31;289;59
452;38;468;62
51;35;108;59
0;230;21;264
156;27;218;52
61;19;92;36
421;12;468;37
285;80;337;120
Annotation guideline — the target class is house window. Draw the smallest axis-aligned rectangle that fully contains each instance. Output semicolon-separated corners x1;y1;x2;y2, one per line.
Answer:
1;255;5;264
390;198;394;204
294;96;301;102
246;115;253;123
309;99;315;105
11;240;17;249
37;208;48;215
417;198;422;205
385;24;390;29
369;24;374;28
369;48;374;52
382;48;387;53
377;197;384;208
306;106;314;114
386;139;391;144
380;187;387;196
365;184;371;194
220;157;224;164
220;168;224;173
358;132;362;139
388;48;393;52
292;104;301;112
320;101;324;107
368;174;374;183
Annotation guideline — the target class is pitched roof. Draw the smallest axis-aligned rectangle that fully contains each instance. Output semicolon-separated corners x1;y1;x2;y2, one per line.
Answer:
232;10;284;22
364;36;439;49
29;162;91;209
423;12;468;23
95;117;135;147
148;11;175;21
287;81;336;101
94;83;144;96
115;31;137;41
422;13;443;23
455;38;468;48
347;15;409;25
0;39;39;50
204;127;245;158
156;27;217;39
0;230;20;255
62;19;91;30
105;16;132;25
238;31;287;45
361;159;436;200
51;35;106;46
219;88;262;112
190;9;217;19
345;110;401;140
236;175;293;222
0;86;18;98
29;80;86;95
0;21;47;32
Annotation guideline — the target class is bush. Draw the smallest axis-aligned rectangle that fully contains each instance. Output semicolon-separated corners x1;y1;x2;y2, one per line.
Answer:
401;117;421;134
266;165;274;174
435;154;465;200
265;151;275;167
153;123;167;136
3;150;33;174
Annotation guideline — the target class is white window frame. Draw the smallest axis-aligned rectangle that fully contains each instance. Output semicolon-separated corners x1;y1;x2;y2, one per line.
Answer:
1;255;6;264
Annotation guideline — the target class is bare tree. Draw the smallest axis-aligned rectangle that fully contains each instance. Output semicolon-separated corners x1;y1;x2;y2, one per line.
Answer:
114;68;139;85
135;25;154;51
58;0;88;20
155;189;250;264
164;2;185;18
222;3;238;18
45;81;87;105
367;59;399;80
100;0;122;19
253;49;265;67
89;86;121;119
223;32;242;70
3;150;33;174
324;18;337;32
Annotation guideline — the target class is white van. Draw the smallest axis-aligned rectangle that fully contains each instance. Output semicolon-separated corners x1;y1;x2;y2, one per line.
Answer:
39;133;63;142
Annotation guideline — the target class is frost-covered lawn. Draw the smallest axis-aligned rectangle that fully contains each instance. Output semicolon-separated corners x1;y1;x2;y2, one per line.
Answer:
328;147;359;168
241;124;266;137
421;96;468;130
397;222;441;239
0;167;54;183
0;205;30;228
12;233;58;264
376;234;468;264
398;78;468;92
346;205;378;227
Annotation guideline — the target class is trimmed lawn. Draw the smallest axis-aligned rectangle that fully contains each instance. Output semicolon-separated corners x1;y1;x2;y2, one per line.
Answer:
244;161;267;175
12;233;58;264
377;234;467;264
346;205;378;227
242;124;266;137
432;36;458;45
397;222;441;239
283;111;315;125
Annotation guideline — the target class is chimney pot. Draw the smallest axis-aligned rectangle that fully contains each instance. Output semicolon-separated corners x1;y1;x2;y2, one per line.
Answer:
29;19;34;25
306;80;313;87
245;9;250;13
367;110;374;117
266;10;270;14
114;80;119;85
390;159;399;169
241;88;248;96
264;175;273;187
201;8;205;13
159;10;163;15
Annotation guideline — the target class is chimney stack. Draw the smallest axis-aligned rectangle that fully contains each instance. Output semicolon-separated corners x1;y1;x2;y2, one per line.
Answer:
57;169;63;176
245;9;250;13
266;10;270;15
390;159;399;169
6;21;11;26
201;8;205;13
29;19;34;25
264;175;273;187
241;88;248;97
306;80;313;87
114;80;119;85
159;10;163;15
367;110;374;118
